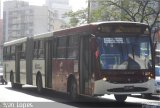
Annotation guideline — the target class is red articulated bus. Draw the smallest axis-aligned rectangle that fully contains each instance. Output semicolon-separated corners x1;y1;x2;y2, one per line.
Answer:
3;21;155;102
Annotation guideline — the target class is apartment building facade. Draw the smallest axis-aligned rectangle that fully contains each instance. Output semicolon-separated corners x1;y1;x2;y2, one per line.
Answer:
3;1;54;42
45;0;71;30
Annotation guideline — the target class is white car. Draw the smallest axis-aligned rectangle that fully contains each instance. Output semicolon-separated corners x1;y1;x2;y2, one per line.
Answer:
155;66;160;94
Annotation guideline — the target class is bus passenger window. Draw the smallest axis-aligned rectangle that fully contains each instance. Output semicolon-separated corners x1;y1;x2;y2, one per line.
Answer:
38;40;44;58
11;46;15;60
67;36;79;59
21;43;26;59
6;46;11;60
33;41;38;58
57;37;67;58
3;47;7;60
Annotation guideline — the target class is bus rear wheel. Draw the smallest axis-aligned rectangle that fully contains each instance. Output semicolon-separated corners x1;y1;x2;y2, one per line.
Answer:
114;95;127;102
69;79;77;100
36;74;43;94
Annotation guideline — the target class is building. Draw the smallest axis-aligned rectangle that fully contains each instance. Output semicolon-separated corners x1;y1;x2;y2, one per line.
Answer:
45;0;71;30
3;0;54;42
0;1;1;18
0;19;3;62
0;1;3;62
46;0;71;20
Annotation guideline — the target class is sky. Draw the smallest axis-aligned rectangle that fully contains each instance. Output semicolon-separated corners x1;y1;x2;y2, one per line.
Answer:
2;0;87;11
0;0;87;18
69;0;87;11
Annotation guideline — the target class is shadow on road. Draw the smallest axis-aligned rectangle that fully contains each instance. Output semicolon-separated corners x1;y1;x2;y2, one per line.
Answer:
130;95;160;101
5;86;143;108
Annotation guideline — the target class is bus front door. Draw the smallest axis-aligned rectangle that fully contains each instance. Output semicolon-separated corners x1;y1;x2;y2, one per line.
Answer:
80;36;92;95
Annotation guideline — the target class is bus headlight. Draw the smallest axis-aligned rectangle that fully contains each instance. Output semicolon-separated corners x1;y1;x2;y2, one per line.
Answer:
148;76;151;80
145;72;153;79
103;77;107;81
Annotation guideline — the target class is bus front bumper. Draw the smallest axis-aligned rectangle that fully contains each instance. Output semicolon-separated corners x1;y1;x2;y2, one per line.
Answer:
93;79;155;95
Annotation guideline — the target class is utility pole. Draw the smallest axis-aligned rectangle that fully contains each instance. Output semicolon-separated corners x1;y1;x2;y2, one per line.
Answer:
88;0;90;23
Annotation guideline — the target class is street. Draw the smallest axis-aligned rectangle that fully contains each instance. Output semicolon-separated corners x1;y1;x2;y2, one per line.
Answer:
0;83;159;108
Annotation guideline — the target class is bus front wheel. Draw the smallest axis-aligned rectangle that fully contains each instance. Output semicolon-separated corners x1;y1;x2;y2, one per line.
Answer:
36;74;43;94
114;95;127;102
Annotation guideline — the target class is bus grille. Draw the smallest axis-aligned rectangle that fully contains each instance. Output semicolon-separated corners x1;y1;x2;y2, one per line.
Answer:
108;76;147;84
107;87;148;92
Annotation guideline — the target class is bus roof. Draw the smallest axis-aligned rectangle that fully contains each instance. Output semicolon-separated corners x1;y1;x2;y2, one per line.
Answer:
3;21;149;46
90;21;149;26
4;37;28;46
33;31;54;40
53;21;149;37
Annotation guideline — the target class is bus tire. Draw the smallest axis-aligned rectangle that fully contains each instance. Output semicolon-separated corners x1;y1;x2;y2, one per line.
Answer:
69;78;77;100
114;95;127;102
36;73;43;94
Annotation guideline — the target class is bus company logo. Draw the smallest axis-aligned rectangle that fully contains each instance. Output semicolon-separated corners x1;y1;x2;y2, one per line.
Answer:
35;63;42;70
127;78;131;82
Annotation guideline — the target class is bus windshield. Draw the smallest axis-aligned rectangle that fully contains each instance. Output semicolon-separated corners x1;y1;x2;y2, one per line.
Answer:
155;66;160;76
96;36;152;70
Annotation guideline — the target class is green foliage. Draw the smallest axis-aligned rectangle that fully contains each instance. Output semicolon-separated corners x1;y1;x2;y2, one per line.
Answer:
65;0;160;28
64;9;88;27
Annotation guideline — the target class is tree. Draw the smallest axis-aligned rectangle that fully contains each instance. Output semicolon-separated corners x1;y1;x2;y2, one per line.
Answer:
64;9;88;27
97;0;160;29
65;0;160;29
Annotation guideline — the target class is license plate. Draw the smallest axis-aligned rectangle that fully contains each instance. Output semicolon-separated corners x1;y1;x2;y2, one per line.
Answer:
124;86;134;90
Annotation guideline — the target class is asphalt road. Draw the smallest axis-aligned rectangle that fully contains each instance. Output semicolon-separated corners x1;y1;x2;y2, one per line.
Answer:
0;83;159;108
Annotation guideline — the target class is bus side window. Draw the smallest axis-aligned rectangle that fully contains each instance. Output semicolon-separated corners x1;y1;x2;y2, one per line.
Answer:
38;40;44;58
56;37;67;58
6;46;11;60
33;41;38;58
21;43;26;59
52;38;57;58
67;36;79;59
19;44;22;59
3;47;7;60
11;45;15;60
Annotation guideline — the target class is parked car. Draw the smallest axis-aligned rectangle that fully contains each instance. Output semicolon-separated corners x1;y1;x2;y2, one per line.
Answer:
0;66;7;85
155;66;160;94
